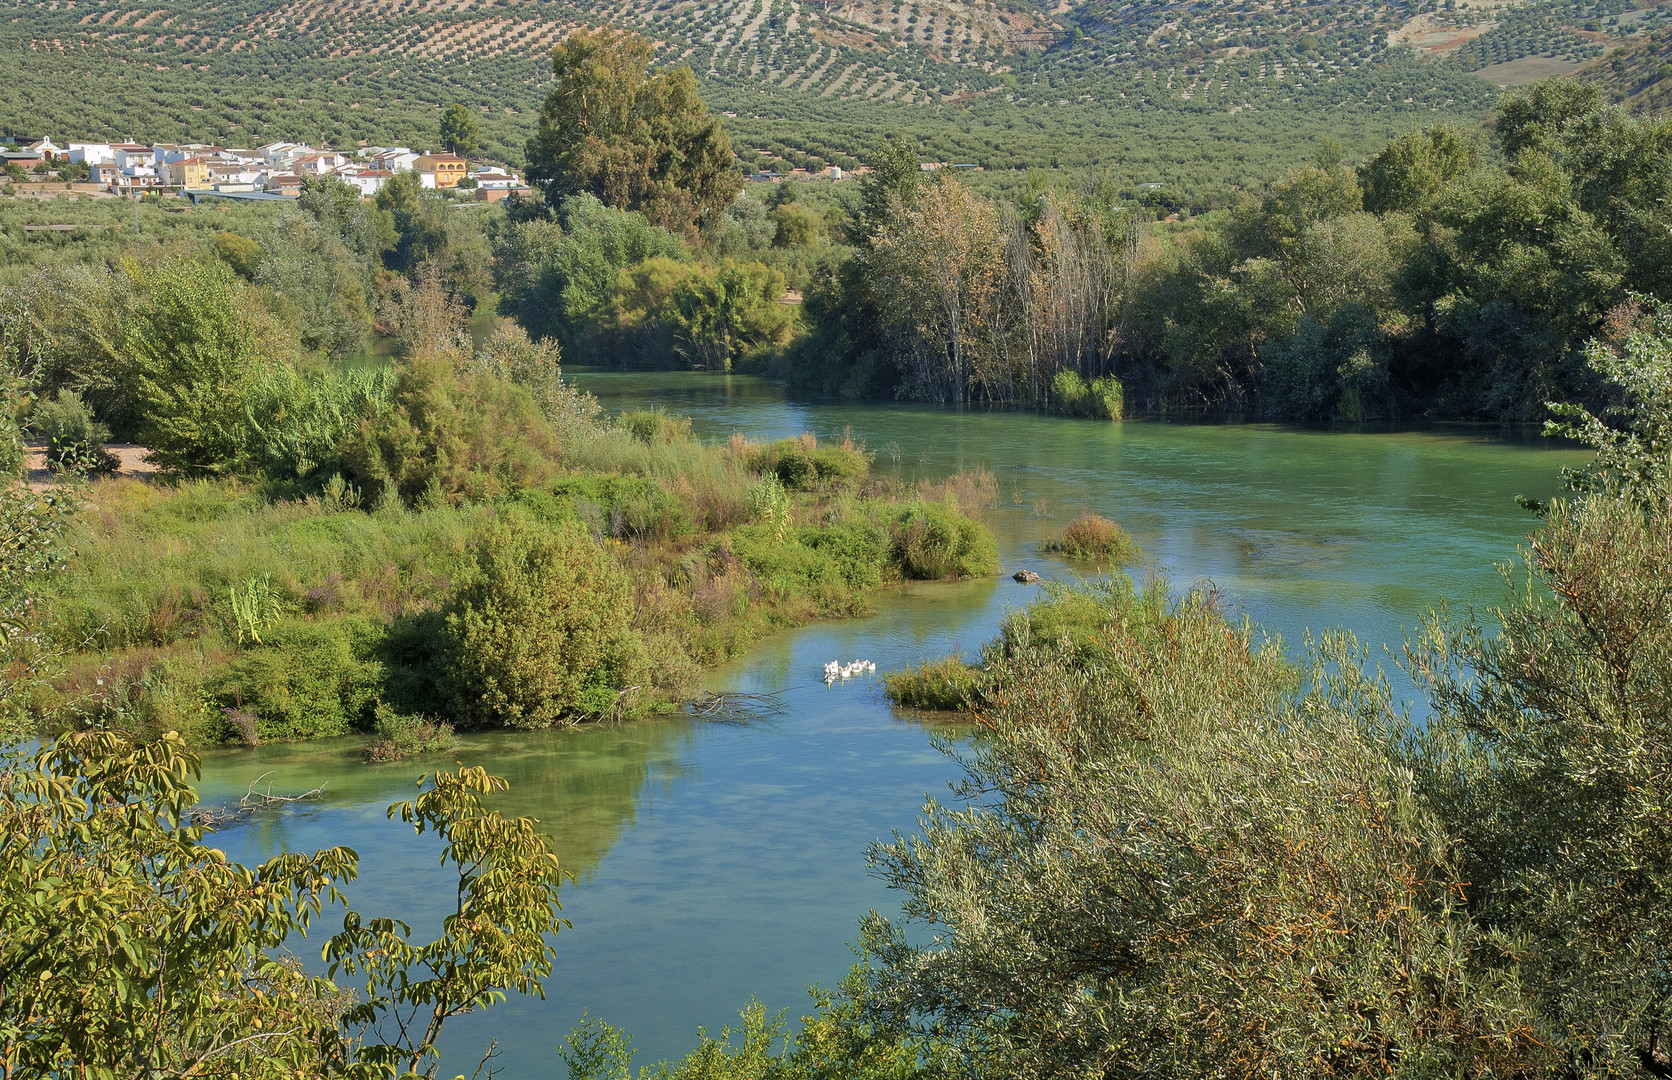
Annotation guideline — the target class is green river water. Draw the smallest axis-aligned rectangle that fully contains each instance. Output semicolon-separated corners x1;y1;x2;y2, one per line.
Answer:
195;371;1590;1076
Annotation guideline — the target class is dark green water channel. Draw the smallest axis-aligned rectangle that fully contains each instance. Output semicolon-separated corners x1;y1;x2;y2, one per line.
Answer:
196;372;1589;1075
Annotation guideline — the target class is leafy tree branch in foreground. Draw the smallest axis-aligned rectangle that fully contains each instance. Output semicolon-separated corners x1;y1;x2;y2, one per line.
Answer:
0;731;566;1079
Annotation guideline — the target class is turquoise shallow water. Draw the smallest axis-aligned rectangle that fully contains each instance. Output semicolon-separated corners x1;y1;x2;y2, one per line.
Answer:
196;372;1588;1075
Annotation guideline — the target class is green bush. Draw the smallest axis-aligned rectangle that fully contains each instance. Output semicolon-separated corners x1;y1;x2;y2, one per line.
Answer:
122;256;288;474
207;616;384;742
442;517;649;728
363;701;455;763
32;389;116;474
43;646;223;743
666;260;796;372
542;475;694;542
1051;370;1125;420
616;407;692;445
240;363;393;485
739;433;869;490
340;350;559;506
883;655;987;711
798;519;890;590
888;501;998;580
1041;513;1142;564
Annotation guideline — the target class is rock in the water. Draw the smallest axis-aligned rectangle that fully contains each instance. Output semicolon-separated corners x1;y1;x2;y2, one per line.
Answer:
1013;570;1042;584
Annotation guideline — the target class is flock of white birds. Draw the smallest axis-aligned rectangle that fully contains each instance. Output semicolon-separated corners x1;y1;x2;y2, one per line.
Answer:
823;658;877;683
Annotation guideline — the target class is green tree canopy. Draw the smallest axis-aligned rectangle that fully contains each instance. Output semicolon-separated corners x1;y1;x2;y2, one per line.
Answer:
524;29;742;237
439;102;480;159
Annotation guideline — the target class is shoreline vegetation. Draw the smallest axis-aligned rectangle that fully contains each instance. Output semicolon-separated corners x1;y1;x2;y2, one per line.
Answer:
26;405;998;750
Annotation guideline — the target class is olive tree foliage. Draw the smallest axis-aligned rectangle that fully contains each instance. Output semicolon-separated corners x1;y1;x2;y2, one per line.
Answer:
1358;124;1479;217
525;29;742;236
1405;309;1672;1075
862;581;1545;1078
0;731;568;1079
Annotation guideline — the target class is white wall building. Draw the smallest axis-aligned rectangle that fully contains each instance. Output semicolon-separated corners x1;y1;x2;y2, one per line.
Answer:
67;142;115;165
341;168;393;195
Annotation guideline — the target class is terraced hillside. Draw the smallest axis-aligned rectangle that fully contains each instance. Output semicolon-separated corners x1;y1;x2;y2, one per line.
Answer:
0;0;1663;201
1578;21;1672;107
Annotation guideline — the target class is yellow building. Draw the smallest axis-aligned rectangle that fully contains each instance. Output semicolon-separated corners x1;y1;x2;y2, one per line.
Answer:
158;157;211;190
414;153;468;189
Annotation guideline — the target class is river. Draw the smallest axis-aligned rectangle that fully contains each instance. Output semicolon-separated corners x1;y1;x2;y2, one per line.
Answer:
195;371;1589;1076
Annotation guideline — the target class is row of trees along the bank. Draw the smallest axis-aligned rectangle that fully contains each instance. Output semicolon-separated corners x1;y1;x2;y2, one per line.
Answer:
464;41;1672;424
778;78;1672;422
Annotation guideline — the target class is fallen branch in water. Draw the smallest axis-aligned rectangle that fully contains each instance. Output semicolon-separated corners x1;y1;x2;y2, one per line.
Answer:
684;689;789;726
190;772;327;829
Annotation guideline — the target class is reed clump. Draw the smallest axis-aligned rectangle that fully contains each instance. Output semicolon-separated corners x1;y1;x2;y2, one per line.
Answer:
1041;513;1141;564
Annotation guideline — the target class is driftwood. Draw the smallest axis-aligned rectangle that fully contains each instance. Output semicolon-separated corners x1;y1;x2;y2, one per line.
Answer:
190;772;327;829
684;689;789;726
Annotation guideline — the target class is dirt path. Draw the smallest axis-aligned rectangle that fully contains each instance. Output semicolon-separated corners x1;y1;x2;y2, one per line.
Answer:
23;442;161;488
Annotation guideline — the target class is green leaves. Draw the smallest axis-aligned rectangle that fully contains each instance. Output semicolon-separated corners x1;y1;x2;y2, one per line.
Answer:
326;766;569;1076
121;256;285;474
3;732;571;1079
525;29;743;237
440;104;481;160
0;730;363;1078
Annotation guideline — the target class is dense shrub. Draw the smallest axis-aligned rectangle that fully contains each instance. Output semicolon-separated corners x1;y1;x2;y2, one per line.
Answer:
362;701;455;763
1041;513;1141;564
883;655;986;711
1051;371;1125;420
41;645;224;742
340;351;559;506
122;257;290;474
207;617;384;741
549;474;695;542
736;433;869;490
442;517;650;728
616;408;692;445
797;520;890;590
888;501;998;580
32;390;116;474
240;364;392;486
470;324;600;437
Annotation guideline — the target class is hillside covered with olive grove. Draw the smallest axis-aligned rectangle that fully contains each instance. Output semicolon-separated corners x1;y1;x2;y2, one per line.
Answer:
4;0;1667;202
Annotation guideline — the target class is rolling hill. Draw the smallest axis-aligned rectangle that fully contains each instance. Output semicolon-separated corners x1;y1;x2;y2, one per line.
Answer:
2;0;1667;203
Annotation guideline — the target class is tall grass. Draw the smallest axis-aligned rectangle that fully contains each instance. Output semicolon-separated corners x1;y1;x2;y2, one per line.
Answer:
1041;513;1141;564
46;478;484;651
39;439;1002;741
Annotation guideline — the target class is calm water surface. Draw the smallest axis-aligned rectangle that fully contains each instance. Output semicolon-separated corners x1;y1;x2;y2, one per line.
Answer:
197;372;1588;1075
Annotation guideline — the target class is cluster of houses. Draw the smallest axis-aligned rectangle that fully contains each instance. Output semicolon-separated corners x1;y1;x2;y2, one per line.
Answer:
2;137;527;201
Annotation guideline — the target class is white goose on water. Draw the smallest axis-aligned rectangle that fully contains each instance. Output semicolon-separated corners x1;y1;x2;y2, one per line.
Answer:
822;658;877;683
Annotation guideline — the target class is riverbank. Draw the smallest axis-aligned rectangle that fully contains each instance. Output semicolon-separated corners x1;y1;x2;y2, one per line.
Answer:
28;417;998;748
